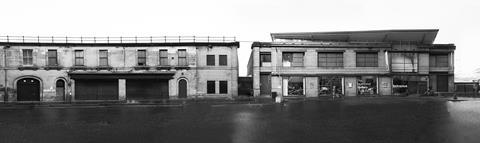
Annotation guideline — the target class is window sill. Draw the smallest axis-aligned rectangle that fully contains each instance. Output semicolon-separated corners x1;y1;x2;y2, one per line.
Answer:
174;66;190;70
18;65;39;71
45;66;63;70
70;66;89;71
95;66;113;71
133;66;150;70
156;66;172;70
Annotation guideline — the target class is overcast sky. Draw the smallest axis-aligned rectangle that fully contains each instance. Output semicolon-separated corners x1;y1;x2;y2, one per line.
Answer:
1;0;479;80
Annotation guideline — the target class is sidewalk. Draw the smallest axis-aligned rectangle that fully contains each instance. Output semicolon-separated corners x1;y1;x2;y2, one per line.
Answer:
0;95;474;109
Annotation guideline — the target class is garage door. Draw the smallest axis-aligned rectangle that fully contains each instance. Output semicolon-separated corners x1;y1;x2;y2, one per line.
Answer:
75;79;118;100
126;79;169;99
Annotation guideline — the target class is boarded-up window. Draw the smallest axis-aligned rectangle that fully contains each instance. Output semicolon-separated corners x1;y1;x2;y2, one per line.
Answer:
283;52;304;67
48;50;58;66
99;50;108;66
318;52;343;67
22;49;33;65
430;54;449;67
207;81;216;94
159;50;168;66
137;50;146;66
219;55;227;66
219;81;228;94
356;52;378;67
178;49;187;66
207;55;215;66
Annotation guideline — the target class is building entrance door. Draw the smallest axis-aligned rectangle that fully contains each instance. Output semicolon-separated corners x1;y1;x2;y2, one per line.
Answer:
437;75;449;92
56;80;65;101
260;74;271;95
178;79;187;98
17;78;41;101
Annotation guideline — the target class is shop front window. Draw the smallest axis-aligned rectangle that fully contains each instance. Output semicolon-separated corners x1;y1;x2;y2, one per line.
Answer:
392;76;409;96
318;76;343;96
357;76;377;95
284;76;304;96
392;76;428;95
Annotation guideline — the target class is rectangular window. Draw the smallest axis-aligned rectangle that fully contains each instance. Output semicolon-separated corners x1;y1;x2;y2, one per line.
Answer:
318;76;343;96
137;50;146;66
283;52;304;67
219;55;227;66
357;76;377;95
99;50;108;66
207;81;216;94
178;49;187;66
22;49;33;65
159;50;168;66
74;50;84;66
47;50;58;66
318;52;343;67
207;55;215;66
219;81;228;94
356;52;378;67
429;54;449;67
391;53;418;72
260;52;271;67
287;76;304;96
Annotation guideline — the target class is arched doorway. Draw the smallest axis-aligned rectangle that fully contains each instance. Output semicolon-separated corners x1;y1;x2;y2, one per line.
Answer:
17;78;41;101
178;79;187;98
56;80;66;101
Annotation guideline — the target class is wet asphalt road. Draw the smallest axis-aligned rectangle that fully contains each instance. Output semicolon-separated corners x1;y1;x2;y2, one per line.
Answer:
1;97;480;143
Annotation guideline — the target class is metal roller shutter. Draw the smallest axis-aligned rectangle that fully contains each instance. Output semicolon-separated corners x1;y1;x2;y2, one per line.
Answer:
75;79;118;100
126;79;169;99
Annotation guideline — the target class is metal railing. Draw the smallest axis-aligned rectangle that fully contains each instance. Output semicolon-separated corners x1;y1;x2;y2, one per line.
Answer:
0;36;236;43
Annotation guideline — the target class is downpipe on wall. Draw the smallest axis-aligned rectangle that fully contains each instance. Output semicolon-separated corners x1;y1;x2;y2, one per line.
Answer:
3;46;10;102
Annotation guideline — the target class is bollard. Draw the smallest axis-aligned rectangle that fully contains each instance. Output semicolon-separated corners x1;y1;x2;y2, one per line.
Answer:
272;92;282;103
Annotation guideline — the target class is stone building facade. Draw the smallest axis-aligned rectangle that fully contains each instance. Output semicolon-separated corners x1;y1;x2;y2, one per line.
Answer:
0;36;239;102
247;29;455;97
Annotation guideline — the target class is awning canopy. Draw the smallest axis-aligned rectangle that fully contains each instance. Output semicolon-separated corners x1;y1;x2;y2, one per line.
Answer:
68;72;176;79
271;29;439;44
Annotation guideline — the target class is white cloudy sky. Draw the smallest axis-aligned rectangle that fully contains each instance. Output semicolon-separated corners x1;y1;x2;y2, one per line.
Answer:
1;0;479;80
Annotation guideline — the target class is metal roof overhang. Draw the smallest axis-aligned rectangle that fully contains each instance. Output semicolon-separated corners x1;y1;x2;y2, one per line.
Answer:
68;72;176;79
271;29;439;44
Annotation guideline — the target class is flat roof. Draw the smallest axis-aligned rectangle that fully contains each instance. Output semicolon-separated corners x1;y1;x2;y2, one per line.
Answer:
271;29;439;44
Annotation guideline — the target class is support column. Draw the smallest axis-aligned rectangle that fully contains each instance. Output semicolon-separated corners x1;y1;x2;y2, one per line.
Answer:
70;80;75;102
119;79;126;100
305;77;318;97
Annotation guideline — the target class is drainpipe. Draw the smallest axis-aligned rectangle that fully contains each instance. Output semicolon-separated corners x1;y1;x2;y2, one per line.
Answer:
3;46;9;102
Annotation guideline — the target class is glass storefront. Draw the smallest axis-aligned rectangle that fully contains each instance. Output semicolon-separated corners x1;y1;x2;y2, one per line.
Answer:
357;76;377;95
392;76;428;96
318;76;343;96
283;76;304;96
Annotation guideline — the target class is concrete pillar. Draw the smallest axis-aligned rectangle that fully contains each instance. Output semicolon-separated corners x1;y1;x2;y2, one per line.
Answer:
271;75;282;96
378;76;392;96
344;76;357;96
304;50;317;68
305;77;318;97
378;50;386;68
119;79;126;100
252;47;260;96
344;50;356;68
71;79;75;102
